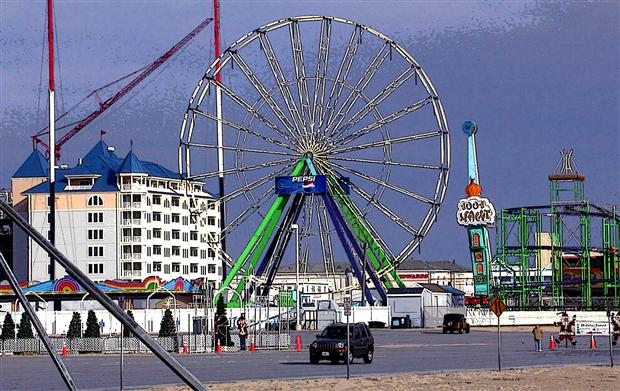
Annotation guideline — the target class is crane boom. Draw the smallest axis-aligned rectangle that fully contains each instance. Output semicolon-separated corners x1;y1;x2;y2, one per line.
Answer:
33;17;213;159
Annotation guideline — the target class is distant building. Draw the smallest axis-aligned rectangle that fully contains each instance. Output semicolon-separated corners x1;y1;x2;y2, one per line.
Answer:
270;259;474;303
11;141;222;287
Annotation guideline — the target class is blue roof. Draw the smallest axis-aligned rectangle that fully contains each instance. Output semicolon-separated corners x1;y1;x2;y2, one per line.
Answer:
13;150;49;178
119;151;147;174
19;141;189;194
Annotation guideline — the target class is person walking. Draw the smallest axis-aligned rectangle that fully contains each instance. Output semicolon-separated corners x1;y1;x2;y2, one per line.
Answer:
532;325;543;352
237;313;248;351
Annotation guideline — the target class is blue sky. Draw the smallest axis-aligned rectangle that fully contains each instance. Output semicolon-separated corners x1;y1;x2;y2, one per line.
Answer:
1;1;618;265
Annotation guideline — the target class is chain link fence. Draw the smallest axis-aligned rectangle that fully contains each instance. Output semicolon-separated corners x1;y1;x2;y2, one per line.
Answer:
0;332;290;355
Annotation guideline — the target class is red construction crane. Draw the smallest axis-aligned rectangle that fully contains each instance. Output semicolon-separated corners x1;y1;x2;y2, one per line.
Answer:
33;17;213;160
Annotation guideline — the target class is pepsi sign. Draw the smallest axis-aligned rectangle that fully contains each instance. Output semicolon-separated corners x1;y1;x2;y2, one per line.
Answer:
275;175;327;195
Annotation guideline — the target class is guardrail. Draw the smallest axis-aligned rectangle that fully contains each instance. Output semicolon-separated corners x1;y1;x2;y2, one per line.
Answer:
0;332;290;355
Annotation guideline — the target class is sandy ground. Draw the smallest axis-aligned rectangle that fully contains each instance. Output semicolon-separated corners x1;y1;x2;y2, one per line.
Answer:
139;365;619;391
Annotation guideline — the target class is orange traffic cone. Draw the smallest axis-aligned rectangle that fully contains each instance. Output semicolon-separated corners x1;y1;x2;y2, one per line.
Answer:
549;335;555;351
590;334;596;350
61;342;68;357
182;341;188;354
295;335;302;352
250;339;255;353
216;339;222;354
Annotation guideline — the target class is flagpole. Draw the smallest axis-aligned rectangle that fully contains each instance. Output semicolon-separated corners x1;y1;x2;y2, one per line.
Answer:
48;0;56;282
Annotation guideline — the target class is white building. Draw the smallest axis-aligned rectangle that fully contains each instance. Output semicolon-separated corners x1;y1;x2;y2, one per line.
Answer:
11;141;222;286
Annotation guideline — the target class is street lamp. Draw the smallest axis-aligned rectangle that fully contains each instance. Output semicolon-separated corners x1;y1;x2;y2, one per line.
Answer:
291;223;301;331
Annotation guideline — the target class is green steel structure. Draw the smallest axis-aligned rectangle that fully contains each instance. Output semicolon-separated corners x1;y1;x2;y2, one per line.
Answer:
179;16;452;307
493;150;620;309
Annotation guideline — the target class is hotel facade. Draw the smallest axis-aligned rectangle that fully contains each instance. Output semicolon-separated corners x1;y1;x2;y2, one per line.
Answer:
11;141;222;287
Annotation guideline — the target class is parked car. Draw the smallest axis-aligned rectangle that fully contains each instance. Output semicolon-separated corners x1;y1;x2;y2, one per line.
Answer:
442;313;470;334
309;322;374;364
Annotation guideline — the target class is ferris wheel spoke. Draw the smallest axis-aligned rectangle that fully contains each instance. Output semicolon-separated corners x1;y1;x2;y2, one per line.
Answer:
258;32;306;140
225;53;301;143
288;21;313;138
219;164;291;204
324;43;391;138
188;157;296;181
328;161;435;205
318;25;363;132
312;18;332;136
334;96;433;147
330;66;419;143
223;185;275;236
330;131;441;155
191;108;292;151
328;155;440;170
184;142;297;157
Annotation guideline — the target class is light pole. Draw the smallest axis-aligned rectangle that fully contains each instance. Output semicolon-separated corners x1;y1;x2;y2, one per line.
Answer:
291;223;301;331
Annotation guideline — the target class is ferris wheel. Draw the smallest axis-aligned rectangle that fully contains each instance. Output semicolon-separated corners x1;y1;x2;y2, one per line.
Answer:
179;16;450;305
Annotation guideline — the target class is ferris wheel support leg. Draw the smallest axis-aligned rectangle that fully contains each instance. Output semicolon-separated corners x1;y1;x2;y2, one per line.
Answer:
327;177;405;289
322;193;376;304
214;160;307;305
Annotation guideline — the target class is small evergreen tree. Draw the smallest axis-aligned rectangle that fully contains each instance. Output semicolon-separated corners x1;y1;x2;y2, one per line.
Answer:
1;312;16;340
158;309;176;337
67;311;82;339
215;297;234;347
16;313;34;339
123;310;134;338
84;310;100;338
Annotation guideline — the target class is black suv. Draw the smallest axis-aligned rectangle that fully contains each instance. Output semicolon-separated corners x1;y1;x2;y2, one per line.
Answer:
309;322;374;364
442;313;470;334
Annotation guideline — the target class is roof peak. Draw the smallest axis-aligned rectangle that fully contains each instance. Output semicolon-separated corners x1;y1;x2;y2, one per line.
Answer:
119;150;147;174
13;150;49;178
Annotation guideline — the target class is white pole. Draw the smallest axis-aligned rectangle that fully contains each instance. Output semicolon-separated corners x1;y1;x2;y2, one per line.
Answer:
292;224;301;331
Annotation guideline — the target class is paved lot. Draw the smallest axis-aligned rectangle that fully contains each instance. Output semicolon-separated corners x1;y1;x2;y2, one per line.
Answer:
0;329;616;390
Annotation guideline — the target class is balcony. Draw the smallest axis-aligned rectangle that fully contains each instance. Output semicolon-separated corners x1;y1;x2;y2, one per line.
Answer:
121;270;142;278
121;253;142;260
121;236;132;243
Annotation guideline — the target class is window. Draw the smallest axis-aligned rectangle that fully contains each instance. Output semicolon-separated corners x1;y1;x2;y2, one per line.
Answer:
146;230;151;240
88;246;104;257
190;199;196;209
207;216;216;226
153;212;162;222
190;231;198;241
208;248;216;258
200;249;207;259
87;195;103;207
153;195;161;205
172;246;181;256
147;247;151;257
164;231;171;241
147;264;152;274
208;264;216;274
163;199;170;208
182;232;189;242
183;265;189;274
172;230;180;240
172;213;180;223
164;247;170;258
190;247;198;257
153;228;162;239
164;214;171;224
87;229;104;240
153;262;162;272
183;248;189;258
200;266;207;275
172;263;180;273
88;263;104;274
208;232;218;242
171;197;180;207
87;212;104;223
164;264;170;274
182;216;189;226
208;201;215;210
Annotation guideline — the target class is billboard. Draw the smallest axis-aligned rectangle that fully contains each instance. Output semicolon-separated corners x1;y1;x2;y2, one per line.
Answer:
275;175;327;195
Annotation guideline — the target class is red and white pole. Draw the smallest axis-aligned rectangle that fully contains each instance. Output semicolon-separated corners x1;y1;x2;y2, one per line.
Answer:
214;0;227;281
47;0;57;281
